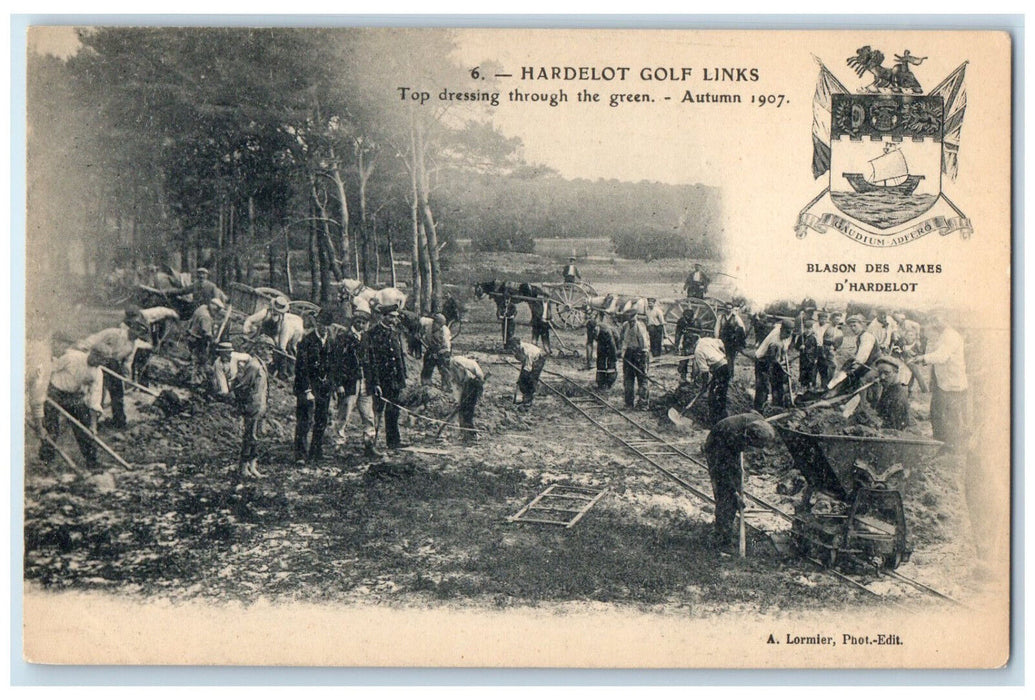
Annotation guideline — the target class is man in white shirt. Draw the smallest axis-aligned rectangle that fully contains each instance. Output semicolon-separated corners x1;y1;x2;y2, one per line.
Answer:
753;319;793;410
509;338;547;406
866;308;898;352
620;310;652;409
844;314;882;394
420;313;453;389
645;298;666;357
243;295;305;378
37;349;106;469
445;355;485;442
693;336;730;424
917;317;968;450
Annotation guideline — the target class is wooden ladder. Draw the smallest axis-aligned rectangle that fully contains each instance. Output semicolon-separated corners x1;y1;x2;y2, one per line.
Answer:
508;484;609;528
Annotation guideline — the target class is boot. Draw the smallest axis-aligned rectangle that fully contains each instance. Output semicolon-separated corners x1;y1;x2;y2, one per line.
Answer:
364;442;384;459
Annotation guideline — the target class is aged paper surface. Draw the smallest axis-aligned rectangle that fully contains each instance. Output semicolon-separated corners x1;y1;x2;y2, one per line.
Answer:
22;27;1011;668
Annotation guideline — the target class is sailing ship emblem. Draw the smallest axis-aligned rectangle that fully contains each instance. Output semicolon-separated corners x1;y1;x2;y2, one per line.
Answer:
796;49;972;246
827;92;942;229
843;143;924;195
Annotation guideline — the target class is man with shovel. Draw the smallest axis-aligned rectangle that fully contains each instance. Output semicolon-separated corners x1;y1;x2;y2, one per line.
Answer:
704;413;776;552
74;318;151;429
36;348;106;470
691;335;731;425
508;337;547;406
214;336;273;480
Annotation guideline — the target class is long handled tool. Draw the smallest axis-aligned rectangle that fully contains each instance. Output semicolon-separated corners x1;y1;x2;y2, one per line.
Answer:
101;365;160;398
44;398;133;470
764;381;876;424
667;385;709;425
214;304;234;344
435;406;462;439
100;366;187;415
37;430;88;478
738;453;747;558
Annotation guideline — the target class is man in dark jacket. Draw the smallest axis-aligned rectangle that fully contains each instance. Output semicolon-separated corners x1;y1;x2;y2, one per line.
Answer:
673;306;699;384
368;305;408;450
718;302;748;370
293;307;337;464
872;357;912;430
332;310;380;457
703;413;776;550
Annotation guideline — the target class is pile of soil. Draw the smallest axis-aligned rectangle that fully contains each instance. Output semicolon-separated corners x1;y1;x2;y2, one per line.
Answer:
781;406;882;437
397;383;534;437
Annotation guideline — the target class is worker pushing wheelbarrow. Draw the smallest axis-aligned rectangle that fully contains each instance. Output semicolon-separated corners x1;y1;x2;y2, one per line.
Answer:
775;426;942;571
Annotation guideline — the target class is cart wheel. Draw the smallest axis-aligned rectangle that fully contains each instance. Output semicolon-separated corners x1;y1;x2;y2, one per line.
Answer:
552;283;590;329
881;550;903;571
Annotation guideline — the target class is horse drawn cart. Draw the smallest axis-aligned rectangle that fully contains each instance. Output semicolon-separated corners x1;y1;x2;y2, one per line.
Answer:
541;281;598;329
775;426;942;571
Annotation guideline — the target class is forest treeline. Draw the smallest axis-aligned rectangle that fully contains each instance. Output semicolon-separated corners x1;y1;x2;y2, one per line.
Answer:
27;28;719;313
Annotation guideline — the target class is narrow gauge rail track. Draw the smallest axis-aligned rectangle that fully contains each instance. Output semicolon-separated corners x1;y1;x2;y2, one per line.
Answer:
514;362;961;607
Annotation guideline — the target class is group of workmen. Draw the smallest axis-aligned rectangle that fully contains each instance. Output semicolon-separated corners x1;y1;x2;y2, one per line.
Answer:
31;266;557;483
31;262;970;556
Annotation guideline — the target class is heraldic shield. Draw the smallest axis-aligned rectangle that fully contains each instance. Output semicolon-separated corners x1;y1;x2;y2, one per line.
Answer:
828;94;943;229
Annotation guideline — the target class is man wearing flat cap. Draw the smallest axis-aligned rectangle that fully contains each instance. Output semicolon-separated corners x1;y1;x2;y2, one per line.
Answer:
753;318;793;410
645;298;666;358
872;357;911;430
368;304;408;450
293;307;338;464
620;308;651;409
190;267;227;308
704;413;776;551
843;313;882;394
331;310;379;457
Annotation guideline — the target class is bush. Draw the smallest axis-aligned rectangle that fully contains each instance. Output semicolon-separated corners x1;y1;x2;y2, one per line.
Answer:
471;229;536;253
612;230;691;260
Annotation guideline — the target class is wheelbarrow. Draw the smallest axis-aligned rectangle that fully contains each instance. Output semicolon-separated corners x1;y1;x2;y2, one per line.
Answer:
774;425;942;571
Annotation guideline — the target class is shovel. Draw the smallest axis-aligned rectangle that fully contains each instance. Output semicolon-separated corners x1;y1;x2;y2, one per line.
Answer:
765;381;876;424
100;366;187;416
667;385;709;425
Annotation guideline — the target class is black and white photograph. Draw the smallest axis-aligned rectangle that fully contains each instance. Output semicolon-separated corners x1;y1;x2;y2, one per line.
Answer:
19;26;1012;667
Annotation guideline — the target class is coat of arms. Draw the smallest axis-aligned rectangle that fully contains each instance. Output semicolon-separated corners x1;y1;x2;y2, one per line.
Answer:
796;48;972;246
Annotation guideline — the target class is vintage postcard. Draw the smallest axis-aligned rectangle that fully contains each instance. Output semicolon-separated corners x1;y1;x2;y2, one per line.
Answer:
21;26;1012;668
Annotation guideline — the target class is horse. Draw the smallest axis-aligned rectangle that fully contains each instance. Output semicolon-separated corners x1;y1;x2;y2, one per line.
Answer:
585;293;647;317
336;278;407;315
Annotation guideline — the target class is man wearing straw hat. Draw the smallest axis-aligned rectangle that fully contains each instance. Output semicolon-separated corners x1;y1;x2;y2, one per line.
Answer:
244;295;305;378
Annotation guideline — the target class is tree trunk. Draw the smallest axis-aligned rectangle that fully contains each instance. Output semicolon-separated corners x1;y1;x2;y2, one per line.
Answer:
415;123;442;312
308;201;319;303
246;196;257;285
284;225;294;296
418;223;432;315
408;113;424;313
372;215;381;285
309;180;344;281
327;145;350;267
387;234;397;288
